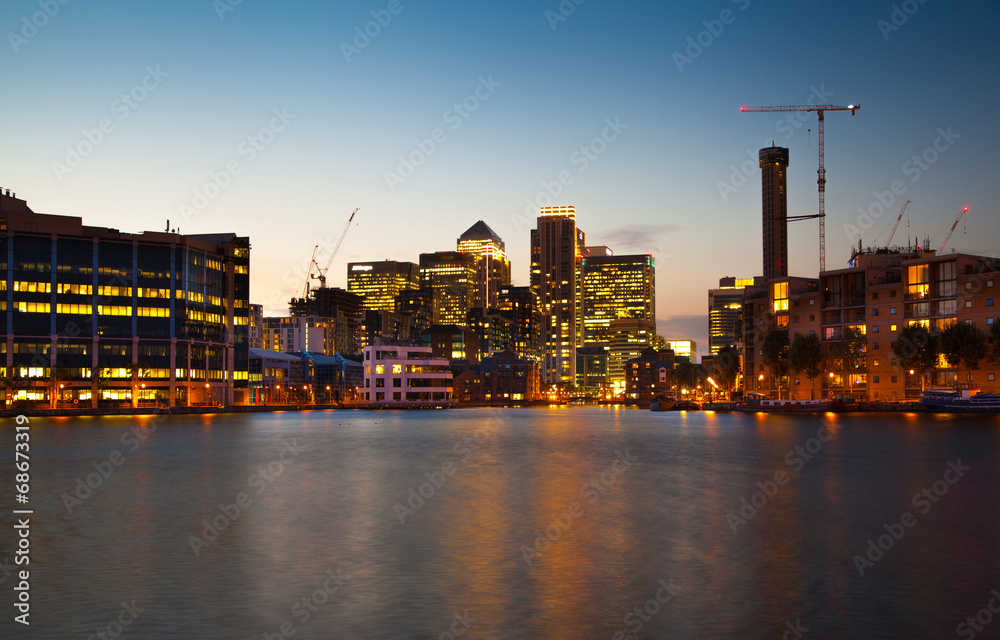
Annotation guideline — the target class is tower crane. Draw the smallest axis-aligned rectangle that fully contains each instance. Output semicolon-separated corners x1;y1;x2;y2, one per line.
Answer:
741;103;861;272
885;200;911;248
301;245;321;299
311;208;360;289
939;206;969;252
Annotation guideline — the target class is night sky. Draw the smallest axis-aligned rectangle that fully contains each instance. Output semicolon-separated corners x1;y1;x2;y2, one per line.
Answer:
2;0;997;356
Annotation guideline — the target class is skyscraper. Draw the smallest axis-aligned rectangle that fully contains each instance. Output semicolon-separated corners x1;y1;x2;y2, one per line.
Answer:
347;260;420;312
496;286;541;362
581;254;655;348
419;251;478;325
457;221;511;310
530;206;585;386
708;276;762;355
760;146;789;282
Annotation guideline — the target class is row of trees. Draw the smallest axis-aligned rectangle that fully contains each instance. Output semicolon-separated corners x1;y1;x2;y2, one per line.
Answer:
893;321;1000;391
672;344;742;396
759;321;1000;399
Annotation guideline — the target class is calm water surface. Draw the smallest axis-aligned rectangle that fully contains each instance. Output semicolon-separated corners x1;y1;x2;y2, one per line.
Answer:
1;407;999;639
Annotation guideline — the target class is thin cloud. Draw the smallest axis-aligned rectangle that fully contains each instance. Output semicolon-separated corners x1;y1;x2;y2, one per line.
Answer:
595;223;682;253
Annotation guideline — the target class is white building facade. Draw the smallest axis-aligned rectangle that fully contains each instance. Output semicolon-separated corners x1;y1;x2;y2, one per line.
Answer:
362;345;454;406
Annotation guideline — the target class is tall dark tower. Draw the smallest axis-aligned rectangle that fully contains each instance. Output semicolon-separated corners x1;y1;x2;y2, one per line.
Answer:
759;146;789;281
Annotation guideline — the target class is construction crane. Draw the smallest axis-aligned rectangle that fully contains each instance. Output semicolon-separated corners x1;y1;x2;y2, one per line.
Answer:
741;103;860;272
939;206;969;252
885;200;911;247
301;245;321;299
311;208;360;289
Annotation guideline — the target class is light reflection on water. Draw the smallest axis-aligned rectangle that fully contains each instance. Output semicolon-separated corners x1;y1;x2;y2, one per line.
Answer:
2;408;998;639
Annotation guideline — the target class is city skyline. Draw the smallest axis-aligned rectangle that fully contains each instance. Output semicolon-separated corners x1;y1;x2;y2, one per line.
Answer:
2;1;999;358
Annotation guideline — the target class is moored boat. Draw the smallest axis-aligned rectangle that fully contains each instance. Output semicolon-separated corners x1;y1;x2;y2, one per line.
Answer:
672;400;702;411
736;397;844;413
650;394;676;411
919;388;1000;413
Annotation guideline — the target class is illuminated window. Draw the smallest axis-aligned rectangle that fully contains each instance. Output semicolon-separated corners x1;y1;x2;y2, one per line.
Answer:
13;281;51;293
98;305;132;316
392;364;402;374
138;288;170;299
907;264;929;299
771;281;788;313
375;365;385;375
97;286;131;297
890;324;897;332
57;283;93;295
137;307;170;318
56;304;92;315
16;302;50;313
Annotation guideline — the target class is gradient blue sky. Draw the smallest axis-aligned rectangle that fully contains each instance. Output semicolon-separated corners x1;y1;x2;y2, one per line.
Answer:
2;0;998;355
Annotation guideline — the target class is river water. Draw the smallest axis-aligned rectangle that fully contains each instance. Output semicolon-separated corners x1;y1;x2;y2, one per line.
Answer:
1;407;998;639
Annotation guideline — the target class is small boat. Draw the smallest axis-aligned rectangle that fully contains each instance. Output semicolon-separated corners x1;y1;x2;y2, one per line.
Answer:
736;395;844;413
920;388;1000;413
650;394;675;411
672;400;702;411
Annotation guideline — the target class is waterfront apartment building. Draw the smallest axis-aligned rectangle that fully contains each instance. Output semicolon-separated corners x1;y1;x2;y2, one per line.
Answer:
419;251;478;326
530;206;586;386
709;277;762;355
0;189;249;407
347;260;419;312
581;254;655;348
744;248;1000;401
457;221;511;310
453;350;540;405
760;146;789;282
625;347;675;406
362;344;454;406
262;315;336;355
